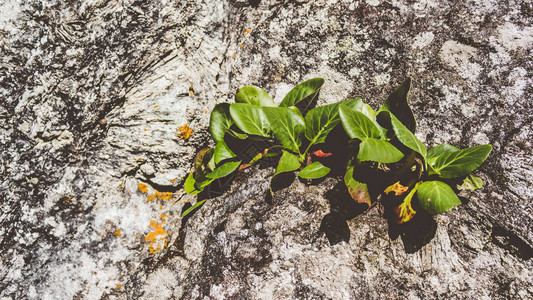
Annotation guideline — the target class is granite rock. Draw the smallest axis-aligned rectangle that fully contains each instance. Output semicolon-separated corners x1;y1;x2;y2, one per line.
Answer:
1;0;532;299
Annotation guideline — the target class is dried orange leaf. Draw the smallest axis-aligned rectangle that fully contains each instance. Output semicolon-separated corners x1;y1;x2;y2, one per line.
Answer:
393;182;420;224
313;150;333;157
344;166;371;206
384;181;408;196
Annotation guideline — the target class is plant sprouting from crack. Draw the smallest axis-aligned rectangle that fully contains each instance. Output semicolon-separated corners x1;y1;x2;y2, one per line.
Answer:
182;77;492;225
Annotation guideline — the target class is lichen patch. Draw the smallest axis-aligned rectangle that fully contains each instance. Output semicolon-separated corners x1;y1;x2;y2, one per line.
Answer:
145;221;168;253
177;124;193;139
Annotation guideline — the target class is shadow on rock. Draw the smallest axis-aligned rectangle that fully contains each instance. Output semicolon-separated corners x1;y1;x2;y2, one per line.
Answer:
386;209;437;254
321;181;368;245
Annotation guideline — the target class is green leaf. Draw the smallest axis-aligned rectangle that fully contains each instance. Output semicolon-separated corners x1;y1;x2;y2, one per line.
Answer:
209;103;233;143
339;104;381;140
378;77;416;132
235;86;276;107
184;172;202;195
274;151;301;177
427;144;459;166
280;78;325;109
181;200;206;218
213;142;236;165
388;112;427;158
431;144;492;178
344;166;371;206
417;181;461;214
304;98;362;145
360;103;376;120
229;103;271;137
227;128;248;139
457;174;484;191
358;138;404;163
196;177;215;189
299;161;330;179
263;107;305;153
206;161;241;179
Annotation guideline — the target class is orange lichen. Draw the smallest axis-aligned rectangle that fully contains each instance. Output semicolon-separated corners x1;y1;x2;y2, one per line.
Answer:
384;181;409;196
113;229;122;237
177;124;193;140
153;105;159;109
116;284;122;289
161;192;173;201
136;158;143;162
159;205;163;210
143;128;148;131
159;213;169;223
145;220;168;253
170;178;176;183
243;29;251;35
147;194;156;202
233;53;237;58
138;183;149;193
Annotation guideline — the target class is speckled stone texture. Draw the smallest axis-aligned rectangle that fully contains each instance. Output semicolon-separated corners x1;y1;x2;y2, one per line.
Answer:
1;0;532;299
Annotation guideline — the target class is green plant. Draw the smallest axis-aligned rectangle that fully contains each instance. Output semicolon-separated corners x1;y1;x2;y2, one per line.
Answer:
183;77;492;223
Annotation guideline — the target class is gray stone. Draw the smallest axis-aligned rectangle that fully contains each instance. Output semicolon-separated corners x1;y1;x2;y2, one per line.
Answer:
1;0;532;299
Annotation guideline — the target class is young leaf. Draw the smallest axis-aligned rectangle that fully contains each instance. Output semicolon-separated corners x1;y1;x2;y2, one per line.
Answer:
213;142;236;165
431;144;492;178
184;171;202;195
378;77;416;132
229;103;271;137
263;107;305;153
344;166;371;206
360;103;376;120
299;161;330;179
358;138;404;163
273;150;301;177
235;86;276;107
304;98;362;145
339;104;381;140
280;78;325;108
206;161;241;179
388;111;427;158
457;174;484;191
181;200;206;218
209;103;233;142
417;181;461;214
393;182;421;224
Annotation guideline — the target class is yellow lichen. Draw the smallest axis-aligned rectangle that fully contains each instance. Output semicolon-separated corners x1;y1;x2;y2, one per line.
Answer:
177;124;193;140
138;183;149;193
145;220;168;253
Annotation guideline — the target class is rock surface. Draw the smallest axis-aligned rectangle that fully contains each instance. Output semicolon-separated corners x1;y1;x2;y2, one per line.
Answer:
1;0;532;299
